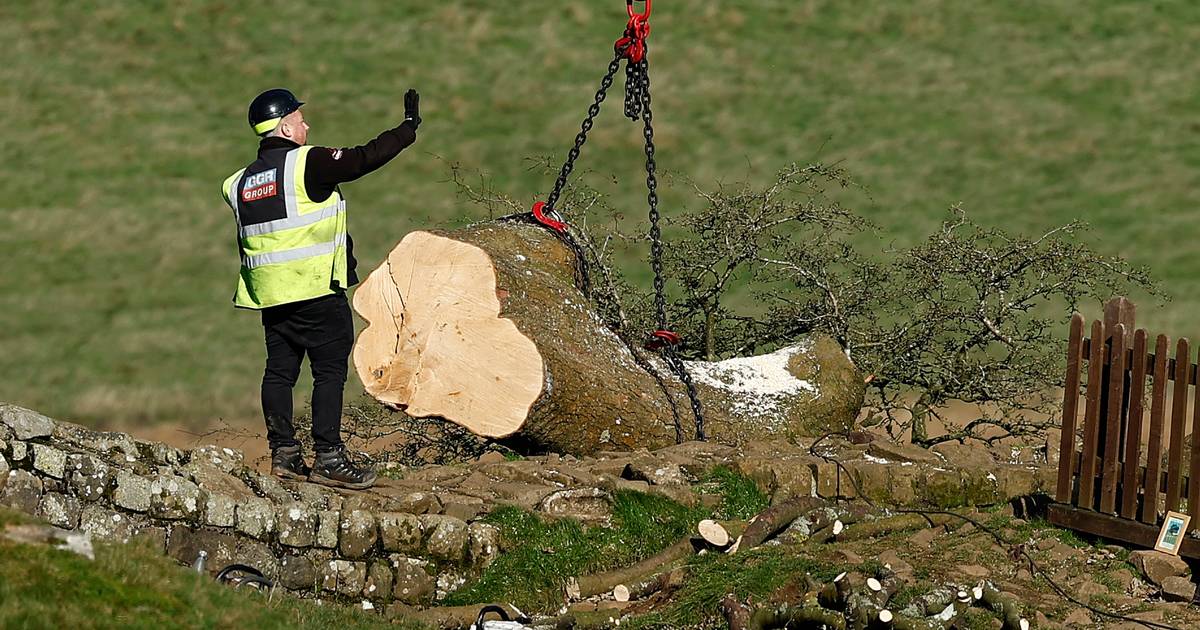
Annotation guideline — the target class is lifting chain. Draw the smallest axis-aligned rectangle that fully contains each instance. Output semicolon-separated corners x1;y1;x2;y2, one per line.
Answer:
528;1;707;441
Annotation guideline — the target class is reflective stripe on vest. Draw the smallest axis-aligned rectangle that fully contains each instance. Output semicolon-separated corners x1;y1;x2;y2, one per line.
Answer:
221;146;349;309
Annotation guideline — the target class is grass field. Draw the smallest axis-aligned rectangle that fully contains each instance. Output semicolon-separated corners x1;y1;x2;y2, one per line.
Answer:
3;1;1200;428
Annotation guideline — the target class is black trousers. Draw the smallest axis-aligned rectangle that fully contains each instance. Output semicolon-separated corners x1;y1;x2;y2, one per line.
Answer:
260;292;353;452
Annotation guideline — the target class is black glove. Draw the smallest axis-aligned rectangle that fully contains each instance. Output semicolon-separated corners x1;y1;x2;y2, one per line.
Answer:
404;88;421;129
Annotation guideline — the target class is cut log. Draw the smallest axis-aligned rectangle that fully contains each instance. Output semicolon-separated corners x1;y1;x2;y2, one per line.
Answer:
698;519;746;548
730;496;825;553
573;538;695;599
352;222;865;455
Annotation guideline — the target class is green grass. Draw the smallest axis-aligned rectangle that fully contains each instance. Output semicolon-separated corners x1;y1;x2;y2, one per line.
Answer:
0;511;424;630
445;490;707;612
698;466;771;521
3;1;1200;426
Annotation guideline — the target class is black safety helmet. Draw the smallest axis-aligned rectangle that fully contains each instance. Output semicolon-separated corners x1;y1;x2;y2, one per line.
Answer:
248;88;304;136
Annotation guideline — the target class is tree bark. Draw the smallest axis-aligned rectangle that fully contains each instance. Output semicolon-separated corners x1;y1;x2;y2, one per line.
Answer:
352;222;865;455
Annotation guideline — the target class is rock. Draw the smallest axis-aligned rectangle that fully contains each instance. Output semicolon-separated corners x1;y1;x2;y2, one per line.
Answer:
190;445;244;473
182;463;255;500
277;503;318;547
167;525;240;573
245;473;294;504
392;557;435;605
476;451;505;464
877;549;915;580
1062;608;1092;626
236;538;280;578
391;491;442;515
647;483;699;507
537;487;613;522
340;509;379;558
292;483;334;511
316;510;340;549
1129;550;1190;587
379;512;423;553
1;470;43;513
38;492;81;529
67;454;112;502
141;442;184;468
420;514;469;563
443;501;485;522
322;559;368;596
30;444;67;479
365;562;394;601
149;474;204;520
954;564;990;579
910;526;944;547
279;555;319;590
930;441;995;468
112;471;153;513
0;404;56;440
867;441;941;464
236;497;276;540
490;482;555;509
833;549;863;565
468;522;501;568
79;505;145;543
203;492;238;528
0;453;8;490
622;460;689;486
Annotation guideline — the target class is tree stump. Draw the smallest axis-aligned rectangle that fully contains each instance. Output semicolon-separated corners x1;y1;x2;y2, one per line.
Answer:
352;221;865;455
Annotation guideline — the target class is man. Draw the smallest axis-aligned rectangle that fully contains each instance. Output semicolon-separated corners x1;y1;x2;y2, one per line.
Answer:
220;87;421;489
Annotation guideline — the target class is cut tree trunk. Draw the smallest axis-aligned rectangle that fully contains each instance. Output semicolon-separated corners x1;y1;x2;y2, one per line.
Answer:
353;222;865;455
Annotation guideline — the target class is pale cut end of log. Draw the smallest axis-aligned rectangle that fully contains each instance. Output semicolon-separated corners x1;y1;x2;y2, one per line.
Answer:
698;519;730;547
1020;620;1030;630
956;591;970;603
565;578;581;600
938;603;956;621
971;585;984;600
867;577;882;592
832;520;844;536
613;584;631;602
878;609;894;623
352;230;544;438
725;537;741;554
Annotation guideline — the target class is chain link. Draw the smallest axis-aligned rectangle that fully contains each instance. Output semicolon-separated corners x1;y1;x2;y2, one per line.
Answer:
630;48;708;441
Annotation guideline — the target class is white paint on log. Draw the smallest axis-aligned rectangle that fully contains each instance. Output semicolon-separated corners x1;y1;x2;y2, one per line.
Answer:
352;231;544;437
686;343;818;419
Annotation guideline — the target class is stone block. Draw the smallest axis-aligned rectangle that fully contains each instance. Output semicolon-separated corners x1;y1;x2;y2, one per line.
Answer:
0;404;56;440
149;474;204;520
112;470;153;512
378;512;422;553
622;459;689;486
277;502;318;547
182;463;255;500
236;538;279;578
67;454;112;502
322;559;368;596
420;514;468;563
391;557;435;605
443;501;485;522
167;525;240;572
245;473;294;504
1;469;43;513
204;492;238;528
316;510;340;548
292;482;333;510
278;555;318;590
189;445;243;473
1130;550;1190;587
236;497;276;540
30;444;67;479
389;491;442;515
468;522;501;568
9;441;28;466
365;562;394;601
79;505;145;543
1161;576;1197;602
537;488;612;522
38;492;81;529
340;509;378;558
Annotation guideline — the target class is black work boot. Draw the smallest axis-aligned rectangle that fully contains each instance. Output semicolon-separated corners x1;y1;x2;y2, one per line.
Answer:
309;446;377;490
270;445;310;481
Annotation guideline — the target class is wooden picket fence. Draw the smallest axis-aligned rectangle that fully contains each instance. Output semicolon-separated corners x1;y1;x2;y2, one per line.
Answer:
1049;297;1200;556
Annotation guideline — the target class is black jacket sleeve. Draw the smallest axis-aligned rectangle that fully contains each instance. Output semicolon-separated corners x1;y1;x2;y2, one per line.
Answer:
304;120;418;203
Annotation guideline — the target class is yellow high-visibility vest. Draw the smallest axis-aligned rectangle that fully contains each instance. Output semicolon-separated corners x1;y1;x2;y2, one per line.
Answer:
221;145;349;309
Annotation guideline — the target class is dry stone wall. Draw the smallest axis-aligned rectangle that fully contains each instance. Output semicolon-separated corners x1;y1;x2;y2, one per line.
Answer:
0;402;1057;613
